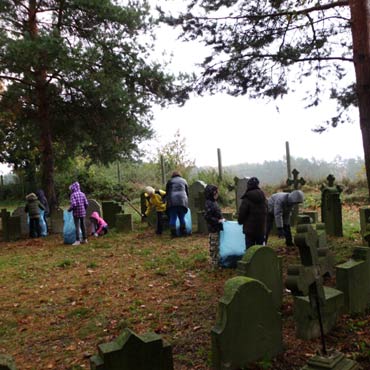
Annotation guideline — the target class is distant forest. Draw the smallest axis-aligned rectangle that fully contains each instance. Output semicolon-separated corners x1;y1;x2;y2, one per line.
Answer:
210;156;365;186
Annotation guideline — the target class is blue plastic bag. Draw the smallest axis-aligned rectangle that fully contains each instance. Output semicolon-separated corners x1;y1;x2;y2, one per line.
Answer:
27;210;47;237
63;210;77;244
39;210;47;237
219;221;245;268
175;208;192;235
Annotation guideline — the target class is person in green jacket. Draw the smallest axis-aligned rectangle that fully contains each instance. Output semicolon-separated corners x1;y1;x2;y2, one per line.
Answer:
25;193;45;238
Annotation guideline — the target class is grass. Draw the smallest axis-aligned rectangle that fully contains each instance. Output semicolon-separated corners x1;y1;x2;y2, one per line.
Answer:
0;194;368;369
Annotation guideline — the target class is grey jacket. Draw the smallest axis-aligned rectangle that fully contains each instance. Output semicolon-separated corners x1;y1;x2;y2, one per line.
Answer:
166;175;189;209
267;190;304;228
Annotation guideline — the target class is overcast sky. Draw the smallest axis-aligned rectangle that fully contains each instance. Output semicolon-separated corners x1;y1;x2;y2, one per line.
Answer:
142;0;364;168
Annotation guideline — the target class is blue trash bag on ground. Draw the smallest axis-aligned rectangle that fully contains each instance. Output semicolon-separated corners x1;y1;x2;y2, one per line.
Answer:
219;221;245;268
175;208;192;235
63;210;77;244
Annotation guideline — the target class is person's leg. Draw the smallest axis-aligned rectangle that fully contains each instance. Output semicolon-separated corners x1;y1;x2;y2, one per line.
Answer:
283;224;294;246
245;234;255;249
80;217;87;242
156;211;163;235
29;218;35;238
178;206;188;236
35;218;41;237
73;216;80;242
265;213;274;245
167;207;178;237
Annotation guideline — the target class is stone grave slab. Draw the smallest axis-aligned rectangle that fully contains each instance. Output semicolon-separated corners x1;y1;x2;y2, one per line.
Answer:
301;350;361;370
336;246;370;314
11;206;28;236
234;176;249;215
211;276;283;369
237;245;283;309
90;328;173;370
102;201;124;229
1;209;21;242
116;214;133;232
188;180;206;231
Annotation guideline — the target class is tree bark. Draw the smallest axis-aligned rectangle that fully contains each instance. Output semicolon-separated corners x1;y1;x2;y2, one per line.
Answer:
28;0;58;210
349;0;370;198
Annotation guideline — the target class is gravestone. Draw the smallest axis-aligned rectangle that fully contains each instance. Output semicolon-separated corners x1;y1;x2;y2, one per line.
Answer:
359;206;370;245
320;174;343;236
50;208;64;233
286;224;343;340
90;328;173;370
1;209;21;242
188;180;206;231
0;354;17;370
86;199;103;233
197;211;208;234
336;246;370;314
301;211;319;224
211;276;283;369
237;245;283;309
286;168;306;226
116;214;133;232
102;201;124;229
11;206;28;236
301;350;361;370
234;176;249;215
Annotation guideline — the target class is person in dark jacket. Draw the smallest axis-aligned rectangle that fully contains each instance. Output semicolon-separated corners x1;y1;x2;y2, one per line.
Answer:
266;190;304;246
237;177;267;248
25;193;45;238
204;184;225;268
165;171;189;237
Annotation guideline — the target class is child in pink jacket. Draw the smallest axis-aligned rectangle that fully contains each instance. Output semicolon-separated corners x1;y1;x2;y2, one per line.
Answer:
89;211;108;236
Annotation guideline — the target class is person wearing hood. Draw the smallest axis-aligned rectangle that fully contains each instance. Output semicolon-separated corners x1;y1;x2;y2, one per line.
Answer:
204;184;225;268
25;192;45;238
68;181;89;245
265;189;305;246
165;171;189;237
237;177;267;248
143;186;167;235
89;211;108;237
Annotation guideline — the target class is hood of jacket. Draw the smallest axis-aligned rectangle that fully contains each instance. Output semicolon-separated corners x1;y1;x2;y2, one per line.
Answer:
90;211;100;220
26;193;37;201
241;188;266;204
288;190;304;204
69;182;80;193
205;184;218;201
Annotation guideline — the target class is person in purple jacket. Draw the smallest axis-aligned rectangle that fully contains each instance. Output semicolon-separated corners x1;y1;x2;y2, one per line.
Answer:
68;181;89;245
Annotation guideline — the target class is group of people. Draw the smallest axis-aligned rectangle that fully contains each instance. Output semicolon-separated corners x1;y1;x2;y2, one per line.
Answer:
143;171;189;237
204;177;304;266
25;181;108;244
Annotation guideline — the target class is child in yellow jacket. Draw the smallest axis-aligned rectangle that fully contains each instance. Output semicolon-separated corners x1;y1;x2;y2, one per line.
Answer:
144;186;167;235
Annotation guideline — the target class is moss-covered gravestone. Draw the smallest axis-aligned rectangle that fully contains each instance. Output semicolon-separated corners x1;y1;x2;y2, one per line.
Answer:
320;174;343;237
211;276;283;369
0;209;21;242
0;354;17;370
116;214;133;232
90;328;173;370
336;246;370;314
237;245;283;310
286;224;343;340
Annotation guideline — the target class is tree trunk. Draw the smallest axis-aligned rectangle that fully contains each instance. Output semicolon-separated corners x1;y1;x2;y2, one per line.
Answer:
28;0;58;210
349;0;370;198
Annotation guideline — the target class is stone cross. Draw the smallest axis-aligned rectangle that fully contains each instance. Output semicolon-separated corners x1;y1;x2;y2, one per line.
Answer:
286;168;306;189
285;224;327;354
326;174;336;187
